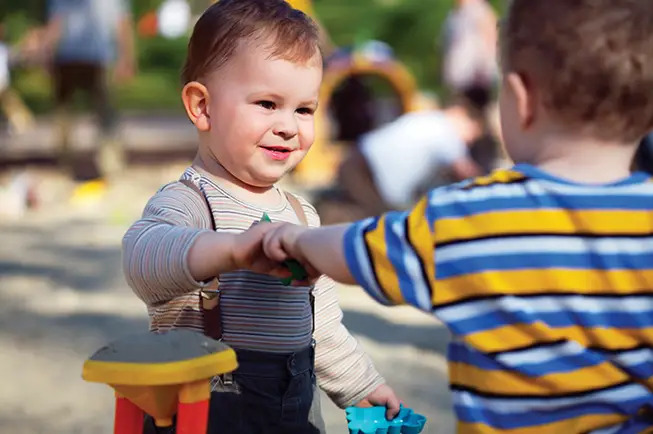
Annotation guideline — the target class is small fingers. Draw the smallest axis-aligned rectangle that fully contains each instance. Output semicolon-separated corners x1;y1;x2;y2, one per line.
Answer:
262;230;289;263
385;395;401;420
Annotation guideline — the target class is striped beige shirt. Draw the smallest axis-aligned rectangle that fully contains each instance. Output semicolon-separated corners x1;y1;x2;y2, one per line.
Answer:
122;167;384;407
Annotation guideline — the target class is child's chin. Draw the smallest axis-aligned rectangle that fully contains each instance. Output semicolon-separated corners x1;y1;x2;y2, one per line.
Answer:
248;171;285;188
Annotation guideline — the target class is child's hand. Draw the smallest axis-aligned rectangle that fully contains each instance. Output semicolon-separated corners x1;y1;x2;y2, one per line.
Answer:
230;222;293;279
262;223;307;262
356;384;402;420
262;223;321;281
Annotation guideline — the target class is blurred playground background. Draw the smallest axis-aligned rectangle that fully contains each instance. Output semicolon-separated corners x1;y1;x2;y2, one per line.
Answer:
2;0;503;113
0;0;506;432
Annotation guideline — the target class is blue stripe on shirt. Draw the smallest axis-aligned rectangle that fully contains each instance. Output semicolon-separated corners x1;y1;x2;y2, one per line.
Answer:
437;252;653;278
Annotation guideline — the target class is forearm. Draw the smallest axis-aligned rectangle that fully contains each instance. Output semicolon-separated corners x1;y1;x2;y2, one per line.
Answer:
297;225;355;284
187;231;237;281
123;220;239;302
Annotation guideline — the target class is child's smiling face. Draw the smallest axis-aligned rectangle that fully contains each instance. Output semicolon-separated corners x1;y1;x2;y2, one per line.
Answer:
203;37;322;188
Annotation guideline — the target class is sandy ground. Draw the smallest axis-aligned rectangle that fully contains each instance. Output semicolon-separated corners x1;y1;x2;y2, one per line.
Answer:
0;164;454;433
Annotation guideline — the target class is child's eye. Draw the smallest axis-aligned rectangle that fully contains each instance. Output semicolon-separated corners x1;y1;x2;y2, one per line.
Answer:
257;101;276;110
296;107;315;116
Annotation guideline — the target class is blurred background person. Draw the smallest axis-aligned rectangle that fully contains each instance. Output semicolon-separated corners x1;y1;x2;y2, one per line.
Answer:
0;23;35;136
441;0;498;101
41;0;136;177
317;87;493;223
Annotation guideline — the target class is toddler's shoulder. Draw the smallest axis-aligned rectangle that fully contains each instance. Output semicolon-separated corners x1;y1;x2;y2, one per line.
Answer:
140;179;212;229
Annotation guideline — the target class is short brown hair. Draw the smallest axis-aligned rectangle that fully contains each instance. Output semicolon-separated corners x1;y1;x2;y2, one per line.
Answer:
502;0;653;142
181;0;320;85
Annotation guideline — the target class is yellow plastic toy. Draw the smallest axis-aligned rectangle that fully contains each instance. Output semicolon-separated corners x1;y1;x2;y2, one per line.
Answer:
82;329;237;434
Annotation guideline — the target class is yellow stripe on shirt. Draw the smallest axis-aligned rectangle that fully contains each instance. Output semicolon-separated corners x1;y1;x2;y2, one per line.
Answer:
464;170;527;188
435;209;653;245
436;269;653;306
449;361;629;396
364;214;404;304
406;197;437;302
463;323;653;354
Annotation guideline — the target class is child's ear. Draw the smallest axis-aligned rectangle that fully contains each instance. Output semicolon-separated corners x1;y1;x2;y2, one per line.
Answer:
506;72;536;130
182;81;211;132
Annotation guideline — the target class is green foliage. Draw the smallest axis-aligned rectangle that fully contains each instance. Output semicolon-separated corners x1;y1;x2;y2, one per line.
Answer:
315;0;505;92
4;0;505;112
116;70;185;111
137;36;187;74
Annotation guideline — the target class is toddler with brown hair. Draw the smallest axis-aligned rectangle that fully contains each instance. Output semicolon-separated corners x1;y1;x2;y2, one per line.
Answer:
122;1;398;432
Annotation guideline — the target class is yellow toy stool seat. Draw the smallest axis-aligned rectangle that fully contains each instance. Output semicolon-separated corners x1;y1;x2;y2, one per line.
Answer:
82;329;237;434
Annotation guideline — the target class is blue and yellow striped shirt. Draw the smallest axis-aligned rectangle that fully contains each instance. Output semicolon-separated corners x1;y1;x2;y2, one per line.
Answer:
343;164;653;434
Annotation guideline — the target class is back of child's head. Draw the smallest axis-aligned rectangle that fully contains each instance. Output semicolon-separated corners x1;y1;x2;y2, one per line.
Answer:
502;0;653;142
181;0;320;85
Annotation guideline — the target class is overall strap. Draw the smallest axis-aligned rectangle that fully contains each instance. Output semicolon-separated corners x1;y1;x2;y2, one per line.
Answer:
179;179;216;230
284;192;309;226
179;178;223;340
284;192;316;339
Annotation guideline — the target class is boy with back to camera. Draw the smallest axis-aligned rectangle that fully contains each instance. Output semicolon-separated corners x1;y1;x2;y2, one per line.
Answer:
262;1;653;432
122;1;399;433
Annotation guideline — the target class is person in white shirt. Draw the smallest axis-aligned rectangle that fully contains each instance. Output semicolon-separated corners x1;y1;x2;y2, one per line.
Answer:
441;0;498;96
330;88;491;219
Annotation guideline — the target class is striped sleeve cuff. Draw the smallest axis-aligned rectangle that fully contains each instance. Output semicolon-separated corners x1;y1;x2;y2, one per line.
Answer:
343;218;394;306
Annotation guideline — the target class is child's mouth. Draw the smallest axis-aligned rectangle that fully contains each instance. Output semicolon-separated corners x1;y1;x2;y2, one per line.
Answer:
261;146;293;161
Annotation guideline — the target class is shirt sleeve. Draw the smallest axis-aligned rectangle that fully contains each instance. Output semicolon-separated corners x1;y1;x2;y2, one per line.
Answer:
343;195;436;312
312;276;385;408
122;182;215;306
435;127;467;166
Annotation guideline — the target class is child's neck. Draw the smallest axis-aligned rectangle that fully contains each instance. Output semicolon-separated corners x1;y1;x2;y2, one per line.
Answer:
192;152;282;208
525;130;639;184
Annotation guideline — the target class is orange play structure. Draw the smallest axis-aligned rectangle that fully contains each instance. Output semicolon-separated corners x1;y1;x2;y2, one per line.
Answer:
82;330;237;433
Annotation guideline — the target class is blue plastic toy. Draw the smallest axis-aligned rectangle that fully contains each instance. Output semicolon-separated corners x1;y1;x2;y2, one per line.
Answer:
345;405;427;434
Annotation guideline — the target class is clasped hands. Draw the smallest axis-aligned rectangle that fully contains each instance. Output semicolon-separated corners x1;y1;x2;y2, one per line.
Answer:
230;221;317;284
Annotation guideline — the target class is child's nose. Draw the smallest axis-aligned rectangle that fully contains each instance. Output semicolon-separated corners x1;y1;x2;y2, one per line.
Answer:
272;112;298;139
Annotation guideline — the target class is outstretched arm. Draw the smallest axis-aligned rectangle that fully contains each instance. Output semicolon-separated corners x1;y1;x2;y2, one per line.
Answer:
264;196;436;311
124;183;285;305
264;223;354;284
